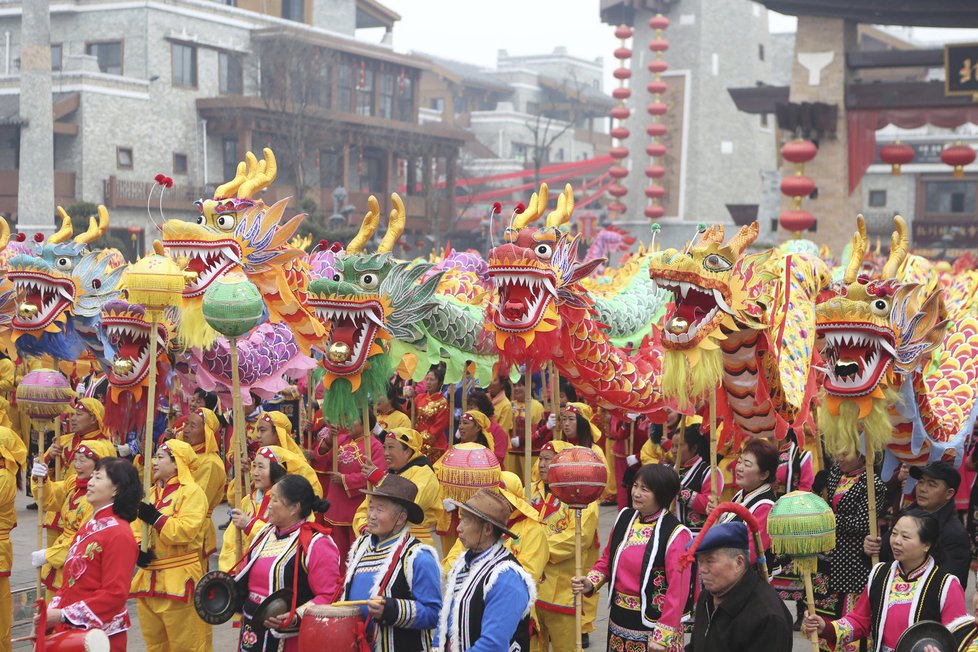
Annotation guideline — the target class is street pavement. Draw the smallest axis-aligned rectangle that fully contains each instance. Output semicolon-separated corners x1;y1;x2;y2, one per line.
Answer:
7;488;895;650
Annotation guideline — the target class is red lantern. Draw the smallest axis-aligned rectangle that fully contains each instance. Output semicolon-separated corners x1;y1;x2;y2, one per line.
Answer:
614;47;633;60
645;185;666;199
611;126;631;140
609;166;629;179
548;447;608;509
612;87;632;101
613;68;632;80
610;106;630;120
609;146;629;160
941;142;976;178
648;60;669;74
647;102;668;116
780;175;816;199
646;80;668;95
644;166;666;180
645;143;667;158
608;184;628;198
614;25;633;39
648;39;669;52
781;139;817;165
646;123;667;137
779;210;815;233
649;15;670;30
608;201;627;213
644;205;665;219
879;142;914;176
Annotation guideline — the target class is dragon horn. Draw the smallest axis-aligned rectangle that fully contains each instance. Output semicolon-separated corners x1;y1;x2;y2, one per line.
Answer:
0;217;8;253
76;206;108;245
843;215;868;284
347;195;380;254
215;160;247;199
377;193;405;254
725;222;758;258
882;215;909;279
238;148;278;199
49;207;74;244
545;184;575;228
513;183;549;230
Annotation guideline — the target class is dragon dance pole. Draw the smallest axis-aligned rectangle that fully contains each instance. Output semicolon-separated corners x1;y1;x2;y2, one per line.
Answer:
551;363;562;440
866;448;879;565
141;313;160;555
574;508;584;652
672;416;685;515
362;400;371;488
709;388;718;500
229;336;246;561
524;373;532;499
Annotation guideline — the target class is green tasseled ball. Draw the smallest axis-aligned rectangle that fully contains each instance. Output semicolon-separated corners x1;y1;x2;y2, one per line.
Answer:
768;491;836;575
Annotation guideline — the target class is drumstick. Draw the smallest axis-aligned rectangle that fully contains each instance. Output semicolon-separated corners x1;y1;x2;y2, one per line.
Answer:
330;599;383;607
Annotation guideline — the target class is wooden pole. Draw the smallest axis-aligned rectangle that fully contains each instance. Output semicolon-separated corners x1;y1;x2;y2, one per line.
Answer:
53;417;61;482
448;385;456;444
551;363;562;440
141;314;160;554
803;571;819;652
709;389;719;500
362;399;371;487
671;417;685;516
36;432;45;599
866;452;879;565
523;374;532;498
574;508;583;652
229;336;246;561
628;420;635;460
306;368;315;448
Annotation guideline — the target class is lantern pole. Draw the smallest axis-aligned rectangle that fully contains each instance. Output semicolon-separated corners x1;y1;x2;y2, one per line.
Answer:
362;399;371;487
36;426;45;600
229;336;246;561
551;363;562;440
140;312;160;555
803;572;819;652
709;388;718;500
671;416;685;516
866;450;879;566
523;373;532;499
574;508;583;652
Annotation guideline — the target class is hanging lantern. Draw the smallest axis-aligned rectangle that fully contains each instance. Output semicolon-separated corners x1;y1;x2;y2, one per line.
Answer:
17;369;74;426
126;253;185;318
643;13;670;220
879;142;914;176
781;139;817;166
547;446;608;509
201;272;264;338
779;139;818;237
941;142;976;178
778;210;815;233
435;443;501;502
607;24;633;214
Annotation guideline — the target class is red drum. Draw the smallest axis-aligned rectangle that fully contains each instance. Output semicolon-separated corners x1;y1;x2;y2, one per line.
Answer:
298;604;369;652
45;628;111;651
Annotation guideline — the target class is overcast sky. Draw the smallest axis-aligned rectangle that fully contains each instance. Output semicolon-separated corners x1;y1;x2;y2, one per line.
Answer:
366;1;978;90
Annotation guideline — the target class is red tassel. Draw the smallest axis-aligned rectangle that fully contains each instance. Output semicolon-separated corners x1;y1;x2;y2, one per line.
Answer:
33;233;44;243
15;232;26;242
492;201;502;215
514;202;526;214
154;173;166;185
35;598;47;652
680;501;762;569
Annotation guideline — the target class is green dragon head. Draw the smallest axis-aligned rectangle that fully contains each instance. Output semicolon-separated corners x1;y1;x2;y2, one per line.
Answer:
307;194;440;422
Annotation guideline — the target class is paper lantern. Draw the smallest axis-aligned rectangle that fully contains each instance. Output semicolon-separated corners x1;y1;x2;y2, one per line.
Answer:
781;139;817;165
779;209;815;233
879;142;914;175
126;254;184;315
201;272;264;338
435;443;500;502
17;369;74;424
547;446;608;509
941;142;976;178
768;490;836;575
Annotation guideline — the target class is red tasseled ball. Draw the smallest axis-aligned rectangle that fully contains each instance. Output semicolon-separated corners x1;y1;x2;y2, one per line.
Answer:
14;232;26;242
154;173;166;184
514;202;526;214
492;201;502;214
92;279;102;290
33;232;44;243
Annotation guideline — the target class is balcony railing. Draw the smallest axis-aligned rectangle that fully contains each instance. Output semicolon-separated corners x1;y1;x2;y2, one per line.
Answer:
103;176;210;212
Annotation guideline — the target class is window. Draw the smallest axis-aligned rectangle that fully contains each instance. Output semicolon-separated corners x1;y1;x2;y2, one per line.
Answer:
378;72;394;119
172;43;197;88
868;190;887;207
429;97;444;112
337;64;354;112
356;67;374;117
86;41;123;75
281;0;303;22
556;147;565;162
360;150;384;192
925;181;975;214
396;76;414;121
117;147;133;169
758;44;765;61
319;148;341;189
760;113;769;128
51;43;62;72
311;63;331;108
219;52;243;95
173;153;188;175
223;137;238;181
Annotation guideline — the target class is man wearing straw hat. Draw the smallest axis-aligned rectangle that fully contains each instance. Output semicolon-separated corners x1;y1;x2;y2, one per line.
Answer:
342;474;442;651
436;488;534;652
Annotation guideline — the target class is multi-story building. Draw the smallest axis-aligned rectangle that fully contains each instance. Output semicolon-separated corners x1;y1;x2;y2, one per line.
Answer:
0;0;470;256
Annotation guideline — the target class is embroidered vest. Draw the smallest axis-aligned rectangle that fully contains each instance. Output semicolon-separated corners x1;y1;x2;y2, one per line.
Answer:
779;442;807;494
867;560;951;651
445;546;531;652
678;458;709;530
607;508;688;627
235;526;315;611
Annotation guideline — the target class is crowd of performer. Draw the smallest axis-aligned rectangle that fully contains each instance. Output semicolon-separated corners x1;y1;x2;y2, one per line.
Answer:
3;357;978;652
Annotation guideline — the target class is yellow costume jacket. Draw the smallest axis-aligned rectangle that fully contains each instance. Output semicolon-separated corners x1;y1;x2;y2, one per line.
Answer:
189;443;227;558
217;488;270;572
530;479;599;614
640;439;666;465
131;476;209;605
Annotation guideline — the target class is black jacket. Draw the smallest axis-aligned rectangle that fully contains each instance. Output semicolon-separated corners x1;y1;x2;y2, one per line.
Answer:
686;569;792;652
880;500;970;588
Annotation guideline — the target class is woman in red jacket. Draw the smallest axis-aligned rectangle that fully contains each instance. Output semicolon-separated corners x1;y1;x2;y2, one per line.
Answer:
406;364;449;462
38;457;142;651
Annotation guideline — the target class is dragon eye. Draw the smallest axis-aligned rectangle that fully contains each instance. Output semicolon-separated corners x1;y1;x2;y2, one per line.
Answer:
535;243;553;260
870;298;889;316
195;215;206;226
216;215;235;231
359;273;379;290
703;253;732;272
331;273;341;282
55;257;73;271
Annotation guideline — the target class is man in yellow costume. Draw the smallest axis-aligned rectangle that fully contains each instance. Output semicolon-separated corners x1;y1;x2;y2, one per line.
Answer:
131;439;211;652
531;440;599;652
178;408;228;573
354;427;443;548
0;426;26;652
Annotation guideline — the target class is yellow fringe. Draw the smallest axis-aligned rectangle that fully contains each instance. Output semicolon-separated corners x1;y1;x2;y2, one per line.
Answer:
818;387;898;457
176;303;219;351
661;348;724;410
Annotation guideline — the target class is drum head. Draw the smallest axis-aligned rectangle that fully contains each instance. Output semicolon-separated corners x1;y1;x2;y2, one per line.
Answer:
253;589;297;633
305;604;362;618
194;570;242;625
46;628;110;652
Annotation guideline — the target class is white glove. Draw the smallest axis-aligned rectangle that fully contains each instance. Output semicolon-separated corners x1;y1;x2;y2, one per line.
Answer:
371;423;383;437
116;444;132;457
626;412;639;421
31;461;49;478
31;549;47;568
454;429;461;442
626;454;639;467
510;436;520;447
443;498;457;513
546;414;557;430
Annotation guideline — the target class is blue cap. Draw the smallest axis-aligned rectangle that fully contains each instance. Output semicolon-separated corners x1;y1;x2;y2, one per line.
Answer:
689;521;749;555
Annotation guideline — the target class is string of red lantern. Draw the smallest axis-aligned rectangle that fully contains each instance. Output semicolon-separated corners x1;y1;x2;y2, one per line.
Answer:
644;13;669;220
941;141;976;178
608;24;633;214
778;139;817;236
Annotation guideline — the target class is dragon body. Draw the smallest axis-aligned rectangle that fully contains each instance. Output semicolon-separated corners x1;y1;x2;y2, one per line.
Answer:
648;223;829;446
9;208;125;366
816;216;978;471
161;148;324;353
485;184;668;415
